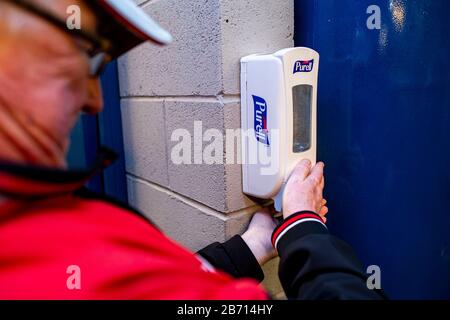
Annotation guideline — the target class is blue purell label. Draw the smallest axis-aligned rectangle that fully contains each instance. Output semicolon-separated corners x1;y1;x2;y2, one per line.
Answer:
252;95;270;146
293;59;314;73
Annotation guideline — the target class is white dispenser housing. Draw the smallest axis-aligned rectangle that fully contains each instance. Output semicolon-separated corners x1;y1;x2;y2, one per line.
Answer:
240;47;319;211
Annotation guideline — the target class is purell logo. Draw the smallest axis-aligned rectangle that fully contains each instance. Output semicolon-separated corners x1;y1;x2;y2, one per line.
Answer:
253;95;270;146
293;59;314;73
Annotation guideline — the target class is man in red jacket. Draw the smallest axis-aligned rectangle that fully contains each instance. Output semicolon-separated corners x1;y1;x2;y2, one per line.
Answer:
0;0;383;300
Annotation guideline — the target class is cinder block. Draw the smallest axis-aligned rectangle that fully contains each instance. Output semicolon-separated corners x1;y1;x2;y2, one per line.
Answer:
120;0;293;97
220;0;294;94
165;99;256;213
262;258;285;298
223;100;253;211
127;175;253;251
121;99;169;187
120;0;292;297
118;0;223;97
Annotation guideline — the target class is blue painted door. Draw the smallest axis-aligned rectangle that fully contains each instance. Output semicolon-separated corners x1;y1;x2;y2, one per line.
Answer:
67;61;128;203
295;0;450;298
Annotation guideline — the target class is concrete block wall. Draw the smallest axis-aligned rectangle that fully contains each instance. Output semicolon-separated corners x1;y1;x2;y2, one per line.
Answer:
119;0;294;297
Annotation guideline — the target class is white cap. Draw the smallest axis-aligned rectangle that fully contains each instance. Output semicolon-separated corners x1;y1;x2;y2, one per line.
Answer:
93;0;172;57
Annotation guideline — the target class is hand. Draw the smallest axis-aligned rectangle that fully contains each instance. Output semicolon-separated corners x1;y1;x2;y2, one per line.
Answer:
282;159;328;222
241;209;278;265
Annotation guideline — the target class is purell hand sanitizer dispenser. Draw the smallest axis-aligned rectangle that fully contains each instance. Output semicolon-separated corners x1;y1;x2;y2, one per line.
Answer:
240;47;319;211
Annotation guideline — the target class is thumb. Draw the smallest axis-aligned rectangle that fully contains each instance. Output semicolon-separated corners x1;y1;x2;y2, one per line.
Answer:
289;159;312;182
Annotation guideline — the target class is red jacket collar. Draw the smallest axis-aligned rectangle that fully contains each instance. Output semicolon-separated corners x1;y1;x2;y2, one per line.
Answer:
0;147;117;199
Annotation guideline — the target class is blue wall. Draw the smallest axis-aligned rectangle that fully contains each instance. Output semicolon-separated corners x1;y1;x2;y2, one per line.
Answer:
67;61;128;203
295;0;450;299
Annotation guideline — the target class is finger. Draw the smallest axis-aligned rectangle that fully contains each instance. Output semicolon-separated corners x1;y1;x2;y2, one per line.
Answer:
290;159;312;182
321;199;327;206
307;162;324;185
319;206;328;216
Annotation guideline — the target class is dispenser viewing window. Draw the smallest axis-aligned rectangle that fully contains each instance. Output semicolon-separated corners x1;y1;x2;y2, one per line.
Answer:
240;47;319;211
292;84;312;153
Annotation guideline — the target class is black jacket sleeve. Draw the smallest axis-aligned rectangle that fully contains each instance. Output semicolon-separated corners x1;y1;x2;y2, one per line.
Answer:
272;211;386;300
197;235;265;283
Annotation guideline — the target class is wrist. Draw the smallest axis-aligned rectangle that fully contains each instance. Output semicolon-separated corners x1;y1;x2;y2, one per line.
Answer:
271;211;327;250
283;205;318;219
241;230;273;265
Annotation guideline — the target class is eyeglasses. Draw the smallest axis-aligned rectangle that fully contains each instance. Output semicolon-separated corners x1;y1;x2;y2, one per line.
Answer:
5;0;113;77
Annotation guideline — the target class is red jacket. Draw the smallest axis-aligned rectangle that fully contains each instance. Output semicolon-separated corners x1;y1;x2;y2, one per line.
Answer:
0;150;268;300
